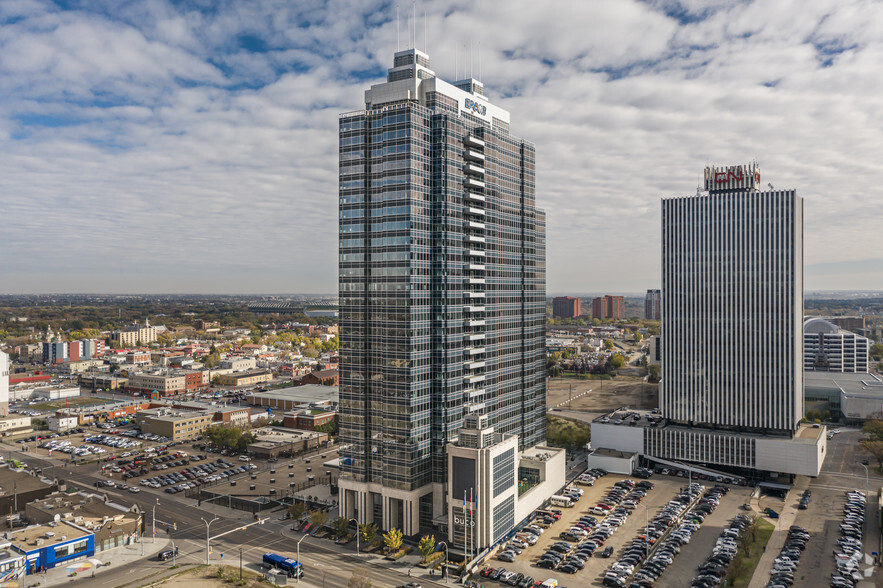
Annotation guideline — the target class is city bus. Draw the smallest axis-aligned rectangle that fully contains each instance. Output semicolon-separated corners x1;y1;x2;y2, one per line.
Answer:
262;553;303;578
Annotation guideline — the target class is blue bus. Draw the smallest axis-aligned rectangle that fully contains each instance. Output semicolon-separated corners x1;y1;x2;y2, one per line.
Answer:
262;553;303;578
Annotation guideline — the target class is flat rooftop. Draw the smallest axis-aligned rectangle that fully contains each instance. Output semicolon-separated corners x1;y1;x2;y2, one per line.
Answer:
250;385;338;405
0;468;55;495
593;408;824;443
12;520;90;545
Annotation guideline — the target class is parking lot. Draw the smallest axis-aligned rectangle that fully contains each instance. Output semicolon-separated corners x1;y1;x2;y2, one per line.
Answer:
476;472;753;587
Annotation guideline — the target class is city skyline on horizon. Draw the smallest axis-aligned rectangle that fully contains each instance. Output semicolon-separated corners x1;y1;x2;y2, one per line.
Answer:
2;1;883;294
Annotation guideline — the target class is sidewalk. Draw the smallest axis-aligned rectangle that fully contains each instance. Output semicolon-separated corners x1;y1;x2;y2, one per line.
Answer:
747;477;810;588
43;537;172;587
277;524;449;588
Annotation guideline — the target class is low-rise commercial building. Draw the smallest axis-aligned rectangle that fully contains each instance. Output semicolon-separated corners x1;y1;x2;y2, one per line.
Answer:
0;469;59;516
47;416;78;431
250;385;338;412
9;521;94;573
78;373;126;391
34;387;80;401
297;369;339;386
135;408;214;441
217;369;273;387
282;410;337;431
0;416;32;436
219;357;257;371
246;427;328;458
26;492;143;552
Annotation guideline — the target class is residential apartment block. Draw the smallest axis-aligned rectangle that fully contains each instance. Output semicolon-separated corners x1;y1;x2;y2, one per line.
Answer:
552;296;581;319
644;289;661;320
592;295;625;320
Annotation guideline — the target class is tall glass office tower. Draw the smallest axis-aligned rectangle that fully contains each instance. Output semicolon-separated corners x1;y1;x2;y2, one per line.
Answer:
338;48;546;535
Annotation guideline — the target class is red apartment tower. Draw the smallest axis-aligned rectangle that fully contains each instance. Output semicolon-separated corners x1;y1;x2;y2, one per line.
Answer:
592;295;625;319
552;296;581;318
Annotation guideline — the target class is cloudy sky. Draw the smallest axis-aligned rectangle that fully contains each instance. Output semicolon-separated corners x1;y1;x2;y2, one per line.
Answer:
1;0;882;295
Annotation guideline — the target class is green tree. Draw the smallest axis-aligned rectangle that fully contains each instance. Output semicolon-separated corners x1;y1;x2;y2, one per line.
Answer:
604;339;615;351
608;354;626;370
633;331;643;343
315;420;339;435
418;534;436;561
332;516;351;539
871;343;883;361
383;528;403;554
860;439;883;471
647;364;661;383
288;502;306;521
309;508;328;529
863;419;883;441
359;522;379;549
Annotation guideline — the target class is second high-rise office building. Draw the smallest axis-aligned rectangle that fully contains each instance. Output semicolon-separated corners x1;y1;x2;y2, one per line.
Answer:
337;48;549;537
591;164;825;479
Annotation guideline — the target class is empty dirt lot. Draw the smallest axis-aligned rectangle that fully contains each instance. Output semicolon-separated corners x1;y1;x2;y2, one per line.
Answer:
547;376;658;413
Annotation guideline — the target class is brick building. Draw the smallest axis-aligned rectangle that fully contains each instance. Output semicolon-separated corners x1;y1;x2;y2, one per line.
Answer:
552;296;581;319
592;295;626;320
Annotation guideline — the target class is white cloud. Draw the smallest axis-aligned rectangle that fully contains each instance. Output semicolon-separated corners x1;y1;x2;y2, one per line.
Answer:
0;0;881;294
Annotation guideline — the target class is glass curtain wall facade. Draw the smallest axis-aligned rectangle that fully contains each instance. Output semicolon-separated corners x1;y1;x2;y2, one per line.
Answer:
338;48;545;534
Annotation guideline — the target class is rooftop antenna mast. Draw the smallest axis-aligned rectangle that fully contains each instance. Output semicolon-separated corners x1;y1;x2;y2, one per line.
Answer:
470;38;473;78
412;2;416;51
478;41;481;81
455;44;458;79
424;9;427;53
396;4;400;51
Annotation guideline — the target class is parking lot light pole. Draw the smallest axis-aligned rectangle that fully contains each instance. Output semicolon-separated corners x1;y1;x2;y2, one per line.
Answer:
152;499;159;543
858;463;869;492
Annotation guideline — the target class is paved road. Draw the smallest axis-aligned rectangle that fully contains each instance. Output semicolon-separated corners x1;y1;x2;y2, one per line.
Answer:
1;442;446;588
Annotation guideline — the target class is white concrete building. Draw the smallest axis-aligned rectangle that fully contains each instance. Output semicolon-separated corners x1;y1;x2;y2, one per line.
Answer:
445;415;565;553
219;357;257;371
804;317;869;373
47;416;78;431
34;386;80;400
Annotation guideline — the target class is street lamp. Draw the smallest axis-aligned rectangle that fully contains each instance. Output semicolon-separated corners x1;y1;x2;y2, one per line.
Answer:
858;462;869;492
201;516;220;565
152;499;160;543
296;534;309;584
437;541;449;583
349;518;359;555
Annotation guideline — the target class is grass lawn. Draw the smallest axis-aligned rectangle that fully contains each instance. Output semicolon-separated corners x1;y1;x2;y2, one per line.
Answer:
727;517;776;587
